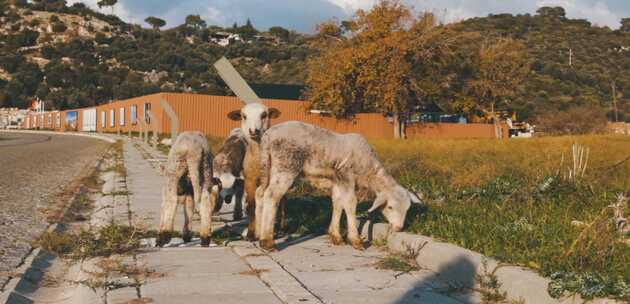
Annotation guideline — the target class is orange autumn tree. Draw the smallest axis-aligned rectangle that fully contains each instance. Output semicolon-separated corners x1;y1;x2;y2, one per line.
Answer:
465;38;531;120
305;0;451;138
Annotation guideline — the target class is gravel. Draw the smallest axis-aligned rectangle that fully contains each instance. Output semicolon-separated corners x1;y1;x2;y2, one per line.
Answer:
0;132;109;289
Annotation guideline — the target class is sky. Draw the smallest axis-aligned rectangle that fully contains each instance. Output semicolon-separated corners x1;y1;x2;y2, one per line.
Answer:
66;0;630;33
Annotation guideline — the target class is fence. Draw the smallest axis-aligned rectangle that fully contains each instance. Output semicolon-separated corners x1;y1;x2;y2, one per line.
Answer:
20;92;506;140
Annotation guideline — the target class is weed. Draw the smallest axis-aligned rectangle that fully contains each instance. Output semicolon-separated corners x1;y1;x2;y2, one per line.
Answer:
37;223;145;260
372;236;388;248
475;260;508;304
376;243;421;273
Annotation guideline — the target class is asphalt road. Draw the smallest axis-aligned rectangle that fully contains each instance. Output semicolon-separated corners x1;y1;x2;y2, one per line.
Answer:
0;131;109;289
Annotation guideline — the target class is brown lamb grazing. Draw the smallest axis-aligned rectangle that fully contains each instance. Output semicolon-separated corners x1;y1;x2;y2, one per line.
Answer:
227;103;284;240
157;131;216;247
255;121;422;250
211;128;247;221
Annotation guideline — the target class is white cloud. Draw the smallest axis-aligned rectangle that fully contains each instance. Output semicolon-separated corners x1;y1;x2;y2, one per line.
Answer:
66;0;140;24
325;0;376;12
536;0;620;28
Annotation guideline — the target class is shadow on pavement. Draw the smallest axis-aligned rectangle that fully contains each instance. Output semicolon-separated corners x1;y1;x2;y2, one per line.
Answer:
393;256;477;304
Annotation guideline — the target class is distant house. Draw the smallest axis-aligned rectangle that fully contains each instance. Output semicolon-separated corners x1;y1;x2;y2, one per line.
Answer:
210;32;242;46
252;34;280;45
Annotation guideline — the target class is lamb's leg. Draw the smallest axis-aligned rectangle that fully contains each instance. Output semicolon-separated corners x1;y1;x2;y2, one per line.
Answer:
244;176;258;240
342;190;362;250
182;195;193;243
328;185;345;245
254;186;264;240
186;156;202;207
199;185;215;247
259;175;293;250
233;186;244;221
277;198;286;235
157;167;182;246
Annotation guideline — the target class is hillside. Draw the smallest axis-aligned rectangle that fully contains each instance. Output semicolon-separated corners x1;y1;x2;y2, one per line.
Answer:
446;8;630;121
0;0;312;110
0;1;628;122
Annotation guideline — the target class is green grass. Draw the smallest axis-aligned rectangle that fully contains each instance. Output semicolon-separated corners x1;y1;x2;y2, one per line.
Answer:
369;135;630;300
37;223;145;260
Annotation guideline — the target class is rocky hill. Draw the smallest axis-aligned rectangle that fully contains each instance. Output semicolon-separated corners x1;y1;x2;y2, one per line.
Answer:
0;0;312;110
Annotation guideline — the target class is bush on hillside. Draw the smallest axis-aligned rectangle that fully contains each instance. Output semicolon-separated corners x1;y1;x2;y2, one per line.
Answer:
535;106;608;135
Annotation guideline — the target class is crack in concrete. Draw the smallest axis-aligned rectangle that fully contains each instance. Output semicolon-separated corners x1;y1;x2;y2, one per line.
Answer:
256;245;326;304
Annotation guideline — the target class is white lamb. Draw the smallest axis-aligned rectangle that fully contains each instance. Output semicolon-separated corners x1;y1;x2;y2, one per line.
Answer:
255;121;422;250
158;131;216;247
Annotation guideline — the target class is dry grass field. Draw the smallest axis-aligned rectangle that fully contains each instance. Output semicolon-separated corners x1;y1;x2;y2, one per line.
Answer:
373;135;630;300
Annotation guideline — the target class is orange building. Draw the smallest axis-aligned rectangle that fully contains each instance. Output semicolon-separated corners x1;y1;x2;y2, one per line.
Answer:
21;92;507;140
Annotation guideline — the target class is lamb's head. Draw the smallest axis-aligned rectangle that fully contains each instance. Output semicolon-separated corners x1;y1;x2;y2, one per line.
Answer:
369;184;422;232
227;103;281;142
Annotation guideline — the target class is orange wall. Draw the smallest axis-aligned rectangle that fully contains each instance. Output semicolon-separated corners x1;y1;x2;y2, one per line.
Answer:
160;93;394;140
19;92;506;140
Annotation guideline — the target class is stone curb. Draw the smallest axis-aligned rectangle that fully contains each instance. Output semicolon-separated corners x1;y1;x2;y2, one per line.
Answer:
362;222;616;304
1;130;117;143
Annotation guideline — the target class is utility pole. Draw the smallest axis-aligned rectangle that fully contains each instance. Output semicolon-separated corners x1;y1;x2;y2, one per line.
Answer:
569;48;572;66
611;80;619;122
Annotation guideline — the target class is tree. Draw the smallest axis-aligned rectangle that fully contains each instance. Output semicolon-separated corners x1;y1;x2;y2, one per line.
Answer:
464;38;530;130
185;14;206;30
145;16;166;31
97;0;117;14
305;0;451;138
237;18;257;40
621;18;630;33
536;6;566;19
269;26;289;41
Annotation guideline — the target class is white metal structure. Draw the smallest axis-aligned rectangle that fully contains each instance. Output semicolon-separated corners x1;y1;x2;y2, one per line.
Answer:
119;107;125;126
81;108;97;132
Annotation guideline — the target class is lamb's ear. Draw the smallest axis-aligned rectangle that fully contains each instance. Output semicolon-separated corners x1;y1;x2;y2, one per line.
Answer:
408;190;423;204
268;108;281;119
368;194;387;213
227;110;242;121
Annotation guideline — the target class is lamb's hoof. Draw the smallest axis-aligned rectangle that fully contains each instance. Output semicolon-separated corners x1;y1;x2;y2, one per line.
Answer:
246;230;257;241
182;232;192;243
259;239;275;251
329;234;344;245
156;232;171;247
200;236;211;247
350;239;364;250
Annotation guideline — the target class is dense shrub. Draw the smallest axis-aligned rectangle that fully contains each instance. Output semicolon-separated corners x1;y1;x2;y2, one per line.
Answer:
51;22;67;33
535;106;609;135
